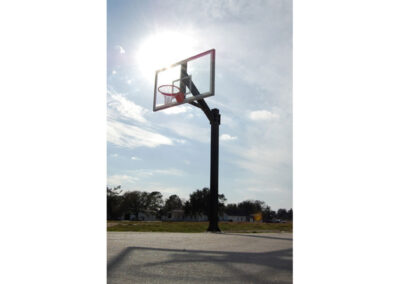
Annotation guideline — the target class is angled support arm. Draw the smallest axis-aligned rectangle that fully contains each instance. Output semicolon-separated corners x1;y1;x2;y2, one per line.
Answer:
181;71;213;122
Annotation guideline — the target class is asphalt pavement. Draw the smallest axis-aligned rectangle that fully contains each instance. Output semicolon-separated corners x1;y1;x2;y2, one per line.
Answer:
108;232;292;284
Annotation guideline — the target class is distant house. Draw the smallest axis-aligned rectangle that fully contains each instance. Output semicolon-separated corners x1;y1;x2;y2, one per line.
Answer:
184;214;208;222
162;209;185;221
138;210;157;221
247;216;254;222
124;210;157;221
160;210;208;222
222;213;247;222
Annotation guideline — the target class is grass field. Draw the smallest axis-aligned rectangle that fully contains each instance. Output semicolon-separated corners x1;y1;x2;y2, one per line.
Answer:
107;221;292;233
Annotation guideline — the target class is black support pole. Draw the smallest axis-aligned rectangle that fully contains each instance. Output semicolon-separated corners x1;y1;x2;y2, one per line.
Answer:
180;73;220;232
207;108;221;232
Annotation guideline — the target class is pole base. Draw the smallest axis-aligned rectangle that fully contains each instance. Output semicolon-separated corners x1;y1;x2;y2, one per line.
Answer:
206;226;221;233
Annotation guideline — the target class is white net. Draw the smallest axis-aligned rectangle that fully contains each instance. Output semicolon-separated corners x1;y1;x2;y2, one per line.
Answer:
164;95;173;104
159;85;180;104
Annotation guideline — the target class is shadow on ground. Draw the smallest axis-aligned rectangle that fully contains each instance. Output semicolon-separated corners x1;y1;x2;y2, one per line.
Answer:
222;233;293;241
108;245;292;284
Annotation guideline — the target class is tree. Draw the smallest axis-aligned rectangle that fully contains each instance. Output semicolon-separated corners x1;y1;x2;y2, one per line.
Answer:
225;203;240;215
159;194;183;218
145;191;164;212
277;208;288;220
120;190;164;220
107;186;123;220
237;200;265;216
262;205;273;222
121;191;144;220
287;208;293;220
162;194;183;213
145;191;164;218
184;188;226;219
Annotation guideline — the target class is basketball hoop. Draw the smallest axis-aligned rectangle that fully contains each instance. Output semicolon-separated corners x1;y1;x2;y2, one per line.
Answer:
158;85;185;103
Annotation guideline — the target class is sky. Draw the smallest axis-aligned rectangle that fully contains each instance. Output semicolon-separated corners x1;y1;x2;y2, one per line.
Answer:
107;0;292;210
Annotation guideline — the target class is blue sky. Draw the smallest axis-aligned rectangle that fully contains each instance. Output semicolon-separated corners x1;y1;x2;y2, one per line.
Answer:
107;0;292;210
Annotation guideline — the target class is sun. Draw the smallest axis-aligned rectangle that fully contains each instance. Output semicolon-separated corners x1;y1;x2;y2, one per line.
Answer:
136;31;198;82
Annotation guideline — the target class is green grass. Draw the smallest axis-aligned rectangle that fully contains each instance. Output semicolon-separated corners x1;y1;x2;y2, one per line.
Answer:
107;221;292;233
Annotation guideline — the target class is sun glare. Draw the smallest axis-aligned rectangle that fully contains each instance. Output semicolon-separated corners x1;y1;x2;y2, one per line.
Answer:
136;31;198;81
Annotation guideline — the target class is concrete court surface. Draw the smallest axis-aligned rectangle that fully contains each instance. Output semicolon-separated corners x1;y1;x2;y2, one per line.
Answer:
108;232;292;284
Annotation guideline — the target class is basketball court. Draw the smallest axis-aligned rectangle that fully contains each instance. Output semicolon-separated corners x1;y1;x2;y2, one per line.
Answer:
107;232;293;283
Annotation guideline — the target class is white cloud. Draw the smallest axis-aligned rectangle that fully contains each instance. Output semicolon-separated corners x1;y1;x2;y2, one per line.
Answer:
249;110;279;121
128;168;185;178
161;120;209;143
127;169;154;178
221;115;292;204
108;91;148;123
173;138;187;144
107;89;196;150
246;187;264;193
107;169;186;191
153;168;185;176
134;183;189;197
227;142;292;196
169;1;291;111
108;174;138;187
112;70;116;75
221;114;238;129
115;45;125;54
182;0;266;20
108;119;173;149
162;105;189;115
220;134;237;141
233;148;290;175
131;156;141;160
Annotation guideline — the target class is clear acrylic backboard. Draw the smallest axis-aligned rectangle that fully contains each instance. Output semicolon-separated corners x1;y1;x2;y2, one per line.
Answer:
153;49;215;111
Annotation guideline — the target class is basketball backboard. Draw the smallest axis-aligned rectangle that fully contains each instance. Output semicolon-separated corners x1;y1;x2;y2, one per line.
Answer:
153;49;215;112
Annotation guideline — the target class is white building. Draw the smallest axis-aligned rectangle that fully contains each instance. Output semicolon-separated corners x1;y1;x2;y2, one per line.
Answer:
221;214;247;222
124;210;157;221
184;214;208;221
162;209;185;221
